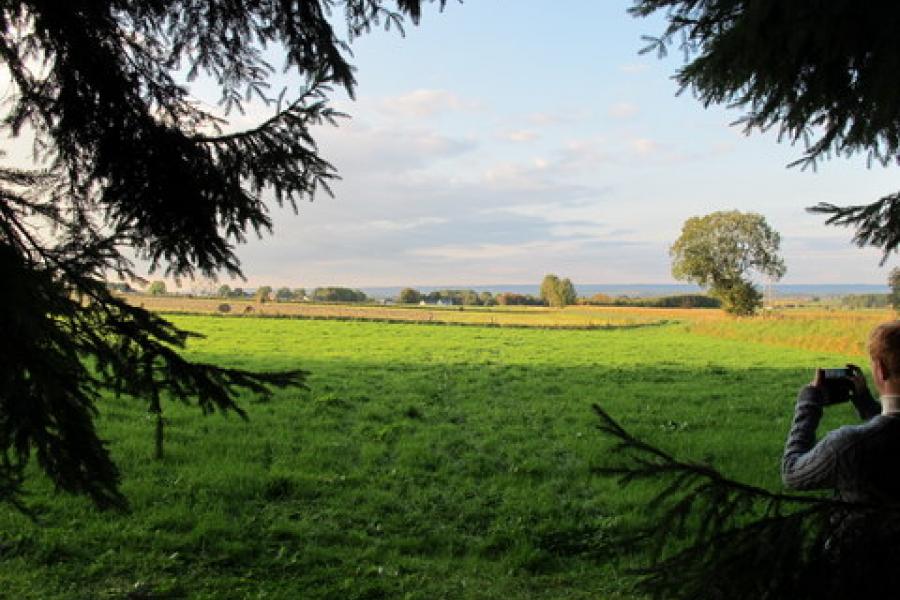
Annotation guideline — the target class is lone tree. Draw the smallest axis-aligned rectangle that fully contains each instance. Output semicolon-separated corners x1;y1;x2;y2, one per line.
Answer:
890;268;900;311
540;274;577;308
255;285;273;303
147;280;167;296
631;1;900;263
670;211;786;315
558;278;577;306
0;0;445;509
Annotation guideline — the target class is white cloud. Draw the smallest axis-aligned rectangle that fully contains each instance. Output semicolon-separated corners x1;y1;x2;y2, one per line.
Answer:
365;217;448;231
556;137;613;171
318;217;449;234
378;89;482;118
480;161;546;187
480;200;611;229
502;129;539;143
547;224;609;238
630;137;658;155
410;239;587;260
609;102;639;119
316;119;477;176
619;63;650;74
526;110;589;127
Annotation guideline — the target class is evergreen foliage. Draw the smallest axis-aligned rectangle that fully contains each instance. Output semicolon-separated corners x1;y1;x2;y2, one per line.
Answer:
0;0;444;508
592;403;900;600
631;1;900;262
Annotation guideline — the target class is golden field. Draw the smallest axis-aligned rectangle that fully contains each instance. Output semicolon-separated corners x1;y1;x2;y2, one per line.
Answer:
128;295;895;357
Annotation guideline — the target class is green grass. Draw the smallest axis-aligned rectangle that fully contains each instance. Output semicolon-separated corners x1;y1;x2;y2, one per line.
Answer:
0;316;866;599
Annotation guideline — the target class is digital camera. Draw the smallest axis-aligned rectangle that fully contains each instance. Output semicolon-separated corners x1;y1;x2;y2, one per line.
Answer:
820;367;855;405
822;368;853;380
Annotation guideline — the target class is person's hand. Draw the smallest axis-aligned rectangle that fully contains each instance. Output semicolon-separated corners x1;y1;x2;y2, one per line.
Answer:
847;363;869;398
809;368;831;404
810;368;825;389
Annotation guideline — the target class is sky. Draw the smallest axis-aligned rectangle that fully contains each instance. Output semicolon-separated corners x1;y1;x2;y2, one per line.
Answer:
7;1;900;289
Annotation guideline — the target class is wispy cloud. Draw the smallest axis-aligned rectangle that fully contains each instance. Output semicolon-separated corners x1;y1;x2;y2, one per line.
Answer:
480;159;553;188
547;224;610;238
318;217;449;234
378;89;482;118
480;199;613;231
619;63;650;74
609;102;639;119
316;120;478;175
410;239;589;260
526;110;589;127
629;137;658;156
501;129;539;143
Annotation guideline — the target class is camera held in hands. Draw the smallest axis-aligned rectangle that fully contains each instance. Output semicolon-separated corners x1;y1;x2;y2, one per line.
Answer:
820;367;855;405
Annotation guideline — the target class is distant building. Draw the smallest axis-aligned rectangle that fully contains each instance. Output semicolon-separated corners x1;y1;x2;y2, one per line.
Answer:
419;299;452;306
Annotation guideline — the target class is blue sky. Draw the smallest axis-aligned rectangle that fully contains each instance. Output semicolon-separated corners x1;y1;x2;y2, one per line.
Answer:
7;1;899;289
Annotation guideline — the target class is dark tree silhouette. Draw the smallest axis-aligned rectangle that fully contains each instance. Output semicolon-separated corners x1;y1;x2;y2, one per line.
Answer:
0;1;447;509
591;404;900;600
631;1;900;262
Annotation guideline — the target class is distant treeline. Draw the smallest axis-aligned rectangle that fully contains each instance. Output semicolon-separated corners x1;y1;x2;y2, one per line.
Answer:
840;293;891;309
397;288;720;309
496;293;544;306
579;293;721;309
399;288;500;306
312;287;368;303
123;280;719;309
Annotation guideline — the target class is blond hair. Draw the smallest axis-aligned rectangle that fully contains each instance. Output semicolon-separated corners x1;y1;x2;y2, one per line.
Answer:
868;321;900;378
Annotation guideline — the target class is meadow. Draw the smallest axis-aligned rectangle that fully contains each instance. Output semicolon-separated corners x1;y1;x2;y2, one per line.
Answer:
0;308;882;599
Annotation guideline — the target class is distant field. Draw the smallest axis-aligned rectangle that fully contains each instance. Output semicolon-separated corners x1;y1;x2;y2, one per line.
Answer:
132;294;894;356
0;313;877;599
130;295;676;328
685;308;894;356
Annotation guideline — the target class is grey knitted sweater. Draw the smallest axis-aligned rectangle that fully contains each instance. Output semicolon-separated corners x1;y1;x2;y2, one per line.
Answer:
782;385;900;504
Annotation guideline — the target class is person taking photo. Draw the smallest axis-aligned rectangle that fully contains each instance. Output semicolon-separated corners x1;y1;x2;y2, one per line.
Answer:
783;321;900;504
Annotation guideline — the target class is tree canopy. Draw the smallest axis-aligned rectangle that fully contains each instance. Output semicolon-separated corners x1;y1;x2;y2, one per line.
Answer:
670;211;785;315
540;274;577;308
312;286;368;303
0;0;445;508
147;281;167;296
889;268;900;311
398;287;422;304
631;1;900;261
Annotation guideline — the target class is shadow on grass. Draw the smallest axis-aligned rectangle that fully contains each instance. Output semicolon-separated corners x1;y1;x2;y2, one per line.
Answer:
3;359;841;598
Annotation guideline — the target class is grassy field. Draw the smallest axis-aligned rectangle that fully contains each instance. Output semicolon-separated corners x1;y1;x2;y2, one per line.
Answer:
0;311;882;598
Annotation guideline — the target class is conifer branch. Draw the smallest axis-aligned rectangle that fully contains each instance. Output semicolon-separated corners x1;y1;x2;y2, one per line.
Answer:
591;403;900;600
